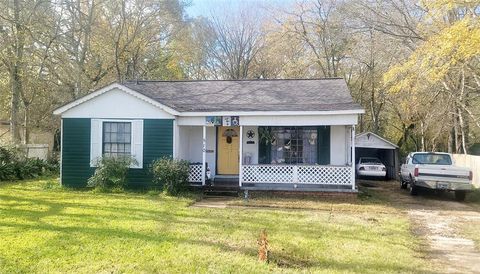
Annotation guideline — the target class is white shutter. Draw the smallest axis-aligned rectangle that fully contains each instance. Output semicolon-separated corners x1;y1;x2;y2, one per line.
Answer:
131;120;144;168
90;119;102;167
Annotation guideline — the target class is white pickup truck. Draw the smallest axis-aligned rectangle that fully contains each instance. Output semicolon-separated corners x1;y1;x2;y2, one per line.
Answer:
400;152;473;201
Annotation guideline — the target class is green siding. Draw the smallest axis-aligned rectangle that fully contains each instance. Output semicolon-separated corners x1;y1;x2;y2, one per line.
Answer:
61;118;173;188
61;118;94;187
317;126;331;165
127;119;173;188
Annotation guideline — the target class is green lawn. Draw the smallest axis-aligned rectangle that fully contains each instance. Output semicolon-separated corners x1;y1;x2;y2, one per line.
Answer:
0;178;430;273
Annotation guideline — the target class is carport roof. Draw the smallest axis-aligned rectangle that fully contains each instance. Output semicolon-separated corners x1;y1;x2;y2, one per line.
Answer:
355;132;398;150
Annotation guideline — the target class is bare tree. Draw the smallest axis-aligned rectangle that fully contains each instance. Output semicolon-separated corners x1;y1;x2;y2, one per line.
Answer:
203;3;265;79
0;0;58;143
276;0;352;78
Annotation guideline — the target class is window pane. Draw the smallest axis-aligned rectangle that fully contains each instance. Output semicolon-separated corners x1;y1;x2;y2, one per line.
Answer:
118;133;124;143
103;122;132;157
269;127;317;165
118;123;124;133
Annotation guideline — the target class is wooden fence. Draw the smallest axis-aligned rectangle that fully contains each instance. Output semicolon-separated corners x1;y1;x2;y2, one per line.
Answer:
452;154;480;188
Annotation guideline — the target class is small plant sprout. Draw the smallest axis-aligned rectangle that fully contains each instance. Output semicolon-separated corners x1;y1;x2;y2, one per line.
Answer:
258;229;269;263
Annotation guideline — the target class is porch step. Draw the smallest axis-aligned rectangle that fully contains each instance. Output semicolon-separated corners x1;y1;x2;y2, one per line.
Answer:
203;190;238;197
203;187;239;197
213;176;239;184
203;178;240;196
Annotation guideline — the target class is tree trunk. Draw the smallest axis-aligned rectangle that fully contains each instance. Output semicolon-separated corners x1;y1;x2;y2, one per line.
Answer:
447;127;453;153
10;68;22;143
10;0;25;144
23;104;29;145
458;107;467;154
431;136;437;152
420;121;425;152
453;111;460;153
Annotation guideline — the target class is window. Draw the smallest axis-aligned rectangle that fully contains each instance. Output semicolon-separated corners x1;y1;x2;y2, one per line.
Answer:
270;127;317;164
412;153;452;165
360;157;382;164
103;122;131;157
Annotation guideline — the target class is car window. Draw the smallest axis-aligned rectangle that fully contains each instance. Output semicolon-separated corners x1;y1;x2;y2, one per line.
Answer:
360;157;382;164
412;153;452;165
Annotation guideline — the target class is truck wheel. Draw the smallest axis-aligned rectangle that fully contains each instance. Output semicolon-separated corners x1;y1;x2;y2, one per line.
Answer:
454;191;466;202
400;179;407;189
409;180;418;196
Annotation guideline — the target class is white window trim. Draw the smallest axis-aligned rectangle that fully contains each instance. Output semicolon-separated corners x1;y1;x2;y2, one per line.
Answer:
90;119;143;169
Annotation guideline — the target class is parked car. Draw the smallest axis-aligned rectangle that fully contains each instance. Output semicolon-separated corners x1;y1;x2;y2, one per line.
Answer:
356;157;387;178
400;152;473;201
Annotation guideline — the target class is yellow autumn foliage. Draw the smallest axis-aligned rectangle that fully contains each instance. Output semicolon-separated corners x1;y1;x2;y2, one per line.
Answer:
384;16;479;94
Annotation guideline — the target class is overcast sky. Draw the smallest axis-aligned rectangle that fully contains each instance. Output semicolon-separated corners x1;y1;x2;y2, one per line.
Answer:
186;0;292;18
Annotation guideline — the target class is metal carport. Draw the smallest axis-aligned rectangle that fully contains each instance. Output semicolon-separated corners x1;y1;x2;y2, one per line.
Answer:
355;132;399;180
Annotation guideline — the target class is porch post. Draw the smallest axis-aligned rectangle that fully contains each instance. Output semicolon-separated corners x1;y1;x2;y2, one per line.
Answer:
351;125;356;190
202;125;206;186
60;119;63;186
239;125;243;187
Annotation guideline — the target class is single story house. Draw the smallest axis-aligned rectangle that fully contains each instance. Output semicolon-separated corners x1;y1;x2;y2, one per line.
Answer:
53;79;364;192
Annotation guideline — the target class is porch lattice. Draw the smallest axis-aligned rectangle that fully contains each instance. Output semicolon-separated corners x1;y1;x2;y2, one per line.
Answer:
242;165;352;185
188;164;203;183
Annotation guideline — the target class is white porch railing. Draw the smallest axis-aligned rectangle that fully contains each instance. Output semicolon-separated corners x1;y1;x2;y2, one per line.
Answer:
188;164;203;183
241;164;353;185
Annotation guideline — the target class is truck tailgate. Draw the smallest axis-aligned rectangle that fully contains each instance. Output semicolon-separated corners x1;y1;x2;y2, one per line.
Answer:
417;165;471;184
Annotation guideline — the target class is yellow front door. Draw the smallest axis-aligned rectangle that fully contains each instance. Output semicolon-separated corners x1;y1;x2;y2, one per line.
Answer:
217;126;240;175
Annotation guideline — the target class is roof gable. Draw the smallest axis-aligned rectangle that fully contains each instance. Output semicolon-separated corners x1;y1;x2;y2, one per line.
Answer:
53;83;179;116
356;132;398;149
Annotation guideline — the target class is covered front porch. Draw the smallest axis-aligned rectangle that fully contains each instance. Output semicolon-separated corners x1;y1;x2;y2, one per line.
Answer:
175;114;358;192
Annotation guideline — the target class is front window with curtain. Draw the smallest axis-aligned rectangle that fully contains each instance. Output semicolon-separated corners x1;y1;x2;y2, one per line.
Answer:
270;127;317;164
103;122;132;157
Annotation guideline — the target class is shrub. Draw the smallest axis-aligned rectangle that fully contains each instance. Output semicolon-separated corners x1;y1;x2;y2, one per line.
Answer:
87;156;135;190
151;157;189;195
0;147;18;181
44;157;60;176
0;162;17;181
16;158;45;179
0;146;58;182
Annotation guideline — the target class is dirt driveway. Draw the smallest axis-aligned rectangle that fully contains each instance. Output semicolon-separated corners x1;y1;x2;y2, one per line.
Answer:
360;180;480;274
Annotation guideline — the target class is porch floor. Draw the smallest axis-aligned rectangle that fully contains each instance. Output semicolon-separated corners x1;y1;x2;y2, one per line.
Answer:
191;177;357;194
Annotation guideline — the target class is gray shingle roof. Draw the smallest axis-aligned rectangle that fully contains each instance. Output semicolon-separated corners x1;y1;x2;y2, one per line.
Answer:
123;78;362;112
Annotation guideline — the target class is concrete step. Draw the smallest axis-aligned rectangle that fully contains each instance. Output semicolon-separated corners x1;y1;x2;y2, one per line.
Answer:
203;189;239;197
203;182;239;196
